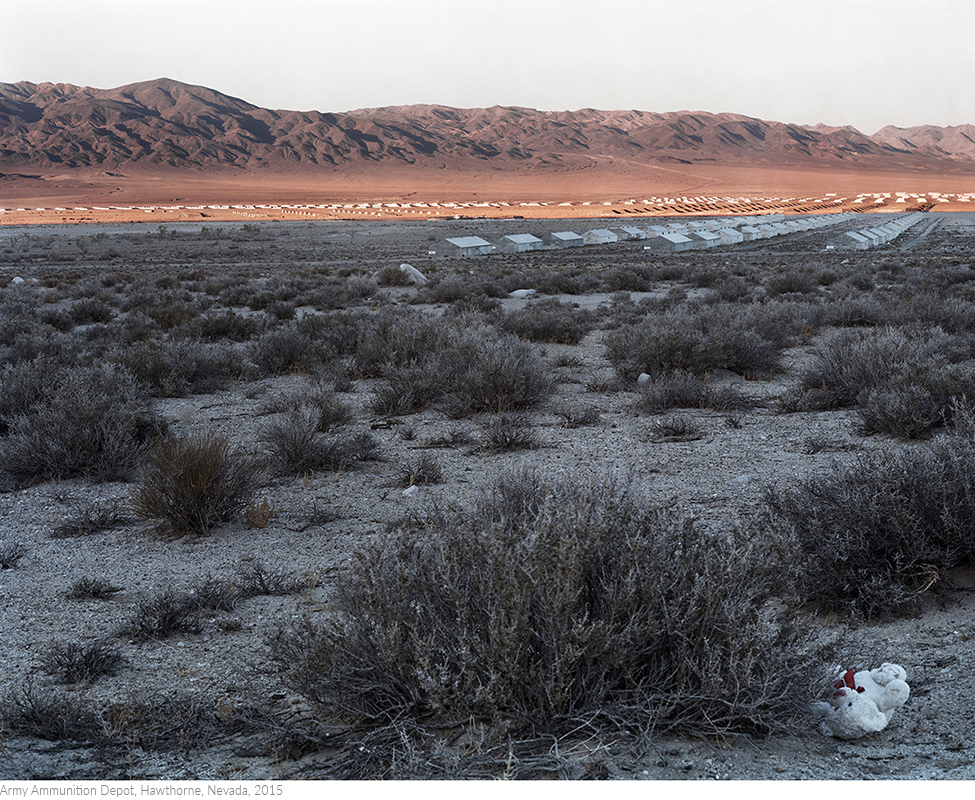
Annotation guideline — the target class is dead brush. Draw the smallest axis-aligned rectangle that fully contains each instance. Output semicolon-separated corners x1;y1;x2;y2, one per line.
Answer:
477;413;542;453
121;563;312;641
41;640;124;684
52;497;132;538
130;431;261;536
64;576;124;600
0;681;106;742
393;453;443;488
647;414;703;442
0;541;28;569
245;496;275;529
552;403;601;428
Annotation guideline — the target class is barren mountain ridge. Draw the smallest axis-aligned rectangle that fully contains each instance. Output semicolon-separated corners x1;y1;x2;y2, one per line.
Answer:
1;77;971;176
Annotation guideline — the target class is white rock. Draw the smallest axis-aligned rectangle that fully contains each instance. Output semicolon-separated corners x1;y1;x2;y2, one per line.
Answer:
399;263;428;286
508;289;537;299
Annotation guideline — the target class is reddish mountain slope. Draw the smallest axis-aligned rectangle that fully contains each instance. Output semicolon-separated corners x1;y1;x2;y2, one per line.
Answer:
0;78;971;177
872;123;975;162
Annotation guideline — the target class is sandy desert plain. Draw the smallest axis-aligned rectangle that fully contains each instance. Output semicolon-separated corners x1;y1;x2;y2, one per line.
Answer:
1;183;975;781
6;162;975;225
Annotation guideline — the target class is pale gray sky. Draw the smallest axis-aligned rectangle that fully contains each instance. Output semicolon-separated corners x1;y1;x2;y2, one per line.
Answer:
2;0;973;133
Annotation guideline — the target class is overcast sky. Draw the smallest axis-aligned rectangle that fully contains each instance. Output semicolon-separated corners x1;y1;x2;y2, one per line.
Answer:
2;0;973;133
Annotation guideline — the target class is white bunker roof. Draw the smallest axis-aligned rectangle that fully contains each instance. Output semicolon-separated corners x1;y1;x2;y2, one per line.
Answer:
502;234;543;244
446;236;492;247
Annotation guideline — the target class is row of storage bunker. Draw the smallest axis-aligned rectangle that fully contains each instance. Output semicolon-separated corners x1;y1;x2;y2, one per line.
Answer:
442;213;860;256
826;212;927;250
641;213;860;252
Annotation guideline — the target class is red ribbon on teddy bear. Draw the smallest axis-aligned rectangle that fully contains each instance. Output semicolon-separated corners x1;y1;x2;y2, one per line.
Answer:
832;668;866;698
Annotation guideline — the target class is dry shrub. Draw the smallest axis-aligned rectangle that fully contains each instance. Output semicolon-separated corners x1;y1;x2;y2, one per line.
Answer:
478;413;542;452
272;468;814;737
130;432;261;536
123;563;310;641
245;496;275;529
0;360;165;487
498;298;597;345
260;407;381;476
64;576;123;600
604;302;792;380
765;427;975;618
781;327;973;430
0;682;105;742
52;498;131;539
0;541;29;569
114;339;246;397
639;371;753;414
393;453;443;488
445;332;553;415
355;310;552;417
41;640;123;684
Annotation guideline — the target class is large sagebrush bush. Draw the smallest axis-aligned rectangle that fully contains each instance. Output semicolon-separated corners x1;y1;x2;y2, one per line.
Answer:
444;331;553;414
498;298;596;345
350;308;445;378
779;326;974;437
250;323;331;375
364;316;553;417
115;339;246;397
604;301;805;380
765;427;975;618
0;359;165;487
271;468;815;737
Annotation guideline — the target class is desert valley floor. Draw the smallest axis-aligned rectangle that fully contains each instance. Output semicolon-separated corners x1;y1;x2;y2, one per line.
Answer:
1;210;974;781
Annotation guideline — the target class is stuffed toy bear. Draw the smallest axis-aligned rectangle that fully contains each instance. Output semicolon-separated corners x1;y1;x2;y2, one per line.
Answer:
812;662;910;739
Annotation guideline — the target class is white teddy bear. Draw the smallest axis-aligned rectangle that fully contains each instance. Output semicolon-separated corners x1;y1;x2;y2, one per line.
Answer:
812;662;911;740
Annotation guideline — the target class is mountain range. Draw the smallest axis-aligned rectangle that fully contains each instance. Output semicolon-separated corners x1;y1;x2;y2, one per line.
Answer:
1;77;974;177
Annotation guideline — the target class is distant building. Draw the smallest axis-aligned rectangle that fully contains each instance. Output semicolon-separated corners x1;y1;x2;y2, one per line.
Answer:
617;226;647;240
445;236;495;256
717;228;744;245
832;230;871;250
583;228;618;245
643;232;694;252
859;229;884;246
551;231;584;248
498;233;544;253
690;230;721;249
